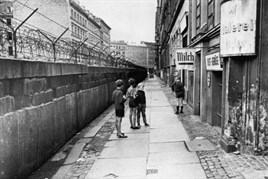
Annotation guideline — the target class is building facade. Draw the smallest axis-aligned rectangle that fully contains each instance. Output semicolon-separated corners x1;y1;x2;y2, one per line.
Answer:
110;40;127;57
156;0;268;154
12;0;110;52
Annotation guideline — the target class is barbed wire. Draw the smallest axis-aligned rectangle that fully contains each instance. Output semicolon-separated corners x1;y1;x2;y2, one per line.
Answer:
14;0;106;44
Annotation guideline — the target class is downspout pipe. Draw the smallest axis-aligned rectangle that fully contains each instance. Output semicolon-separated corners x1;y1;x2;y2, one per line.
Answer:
255;0;263;151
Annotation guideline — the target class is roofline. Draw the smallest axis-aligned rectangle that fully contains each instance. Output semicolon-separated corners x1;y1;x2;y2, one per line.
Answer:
70;0;101;28
100;19;111;30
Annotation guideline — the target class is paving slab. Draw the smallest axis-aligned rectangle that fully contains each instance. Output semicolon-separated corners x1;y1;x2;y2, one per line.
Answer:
149;142;186;154
64;143;86;165
105;138;148;148
150;114;180;129
150;106;174;112
185;139;217;152
147;151;200;167
99;141;148;159
109;133;149;141
85;158;147;179
241;168;268;179
150;128;189;143
146;164;206;179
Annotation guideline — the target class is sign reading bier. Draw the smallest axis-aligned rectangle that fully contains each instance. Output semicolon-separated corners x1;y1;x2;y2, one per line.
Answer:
176;48;195;64
220;0;256;56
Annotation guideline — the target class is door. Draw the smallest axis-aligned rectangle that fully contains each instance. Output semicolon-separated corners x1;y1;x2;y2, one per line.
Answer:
212;71;222;127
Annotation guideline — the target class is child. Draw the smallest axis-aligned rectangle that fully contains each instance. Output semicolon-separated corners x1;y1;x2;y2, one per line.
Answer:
126;78;140;129
112;79;127;138
136;83;149;127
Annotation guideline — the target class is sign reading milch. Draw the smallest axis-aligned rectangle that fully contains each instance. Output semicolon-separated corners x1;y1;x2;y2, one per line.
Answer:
176;48;195;64
220;0;256;56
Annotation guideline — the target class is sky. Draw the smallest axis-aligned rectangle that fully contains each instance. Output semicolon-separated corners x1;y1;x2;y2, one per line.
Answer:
79;0;157;44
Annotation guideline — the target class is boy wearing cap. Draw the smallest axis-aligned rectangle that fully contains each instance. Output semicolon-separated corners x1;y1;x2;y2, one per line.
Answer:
136;83;149;127
112;79;127;138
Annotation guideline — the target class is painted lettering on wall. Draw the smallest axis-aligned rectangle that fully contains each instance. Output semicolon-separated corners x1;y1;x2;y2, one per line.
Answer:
220;0;256;56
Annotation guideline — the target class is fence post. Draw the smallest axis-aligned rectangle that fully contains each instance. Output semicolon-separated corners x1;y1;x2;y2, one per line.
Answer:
38;28;68;62
13;8;38;58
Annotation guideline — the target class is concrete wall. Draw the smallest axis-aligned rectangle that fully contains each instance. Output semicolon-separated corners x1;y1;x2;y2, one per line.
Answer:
0;58;146;179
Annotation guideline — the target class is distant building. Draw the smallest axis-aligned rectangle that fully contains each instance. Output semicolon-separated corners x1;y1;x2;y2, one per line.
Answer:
12;0;111;51
110;40;127;57
123;42;155;68
126;44;147;67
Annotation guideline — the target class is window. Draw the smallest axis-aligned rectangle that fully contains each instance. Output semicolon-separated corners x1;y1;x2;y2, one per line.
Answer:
196;0;201;30
208;0;215;28
74;12;76;20
182;35;187;47
71;9;73;18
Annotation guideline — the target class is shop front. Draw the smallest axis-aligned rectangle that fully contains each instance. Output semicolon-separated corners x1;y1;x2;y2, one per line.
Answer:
205;52;223;127
175;48;195;107
220;0;259;154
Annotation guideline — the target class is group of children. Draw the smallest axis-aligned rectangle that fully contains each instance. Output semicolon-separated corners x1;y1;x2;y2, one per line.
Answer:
112;78;149;138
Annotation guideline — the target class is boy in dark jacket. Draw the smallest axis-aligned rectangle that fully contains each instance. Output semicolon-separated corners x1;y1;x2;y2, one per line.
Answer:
112;79;127;138
171;78;185;114
136;83;149;127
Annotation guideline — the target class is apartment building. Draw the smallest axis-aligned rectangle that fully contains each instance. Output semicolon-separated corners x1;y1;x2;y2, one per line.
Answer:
156;0;268;154
110;40;127;57
12;0;110;52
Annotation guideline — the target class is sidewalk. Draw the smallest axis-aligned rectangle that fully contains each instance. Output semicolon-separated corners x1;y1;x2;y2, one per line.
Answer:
83;77;206;179
28;76;268;179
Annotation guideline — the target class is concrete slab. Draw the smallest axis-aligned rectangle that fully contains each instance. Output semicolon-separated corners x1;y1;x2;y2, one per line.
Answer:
146;164;206;179
105;139;148;148
99;142;148;159
150;106;174;112
150;128;189;143
149;102;171;107
85;158;147;179
241;168;268;179
149;142;185;154
83;125;101;138
51;164;72;179
64;143;85;164
185;139;216;152
109;133;149;141
77;137;92;144
147;151;199;167
150;115;180;129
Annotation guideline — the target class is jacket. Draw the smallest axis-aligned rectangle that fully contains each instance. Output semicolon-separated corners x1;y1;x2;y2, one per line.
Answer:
172;81;185;98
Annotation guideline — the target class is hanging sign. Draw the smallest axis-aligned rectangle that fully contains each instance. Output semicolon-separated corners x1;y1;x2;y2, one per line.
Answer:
176;48;195;64
206;52;222;71
220;0;257;56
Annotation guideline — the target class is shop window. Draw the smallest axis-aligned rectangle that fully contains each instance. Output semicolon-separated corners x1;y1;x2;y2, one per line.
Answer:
208;0;215;29
196;0;201;30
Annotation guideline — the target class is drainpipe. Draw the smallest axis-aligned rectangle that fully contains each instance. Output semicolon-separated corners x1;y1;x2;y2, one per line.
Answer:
255;0;263;151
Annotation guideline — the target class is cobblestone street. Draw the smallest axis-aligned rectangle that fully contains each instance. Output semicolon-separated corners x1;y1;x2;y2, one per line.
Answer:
160;79;268;179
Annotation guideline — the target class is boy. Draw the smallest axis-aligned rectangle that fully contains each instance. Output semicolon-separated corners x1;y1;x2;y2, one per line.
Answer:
112;79;127;138
171;77;185;114
136;83;149;127
126;78;140;129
